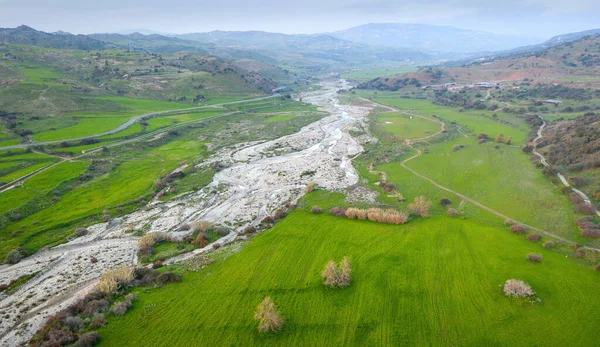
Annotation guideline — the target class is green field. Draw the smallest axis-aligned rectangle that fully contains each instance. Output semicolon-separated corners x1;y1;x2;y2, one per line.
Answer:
98;211;600;346
342;67;417;82
375;111;440;139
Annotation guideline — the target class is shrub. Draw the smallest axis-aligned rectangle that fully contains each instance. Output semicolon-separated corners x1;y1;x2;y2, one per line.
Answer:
74;332;100;347
440;198;452;206
575;203;596;215
527;234;542;242
527;253;543;263
212;243;222;250
329;207;343;217
75;228;88;237
569;193;584;204
273;209;287;220
596;264;600;272
89;313;106;329
504;219;514;226
322;257;351;288
305;182;317;193
261;216;274;224
191;220;212;233
254;297;284;333
408;195;432;217
573;247;586;258
447;208;458;217
543;241;555;249
345;207;359;219
138;232;167;253
156;272;181;286
95;266;134;294
152;260;164;269
110;301;132;316
382;182;397;192
356;209;368;220
5;249;23;264
510;224;526;234
64;315;85;332
503;279;534;297
243;225;256;234
192;233;208;247
311;206;322;214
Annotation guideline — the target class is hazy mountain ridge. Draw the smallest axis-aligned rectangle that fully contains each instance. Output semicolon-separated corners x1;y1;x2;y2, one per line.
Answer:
0;25;111;50
329;23;541;53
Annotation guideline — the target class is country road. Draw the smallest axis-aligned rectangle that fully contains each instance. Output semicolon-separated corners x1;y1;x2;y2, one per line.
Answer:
532;115;600;216
0;94;279;151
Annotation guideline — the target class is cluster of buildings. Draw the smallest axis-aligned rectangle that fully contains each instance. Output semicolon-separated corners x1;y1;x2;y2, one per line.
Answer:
421;81;499;92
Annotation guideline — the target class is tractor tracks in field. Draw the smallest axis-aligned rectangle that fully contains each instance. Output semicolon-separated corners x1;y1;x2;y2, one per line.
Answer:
364;99;600;252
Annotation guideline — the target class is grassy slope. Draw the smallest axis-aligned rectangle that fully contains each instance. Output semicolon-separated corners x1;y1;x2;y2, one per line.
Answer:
98;211;600;346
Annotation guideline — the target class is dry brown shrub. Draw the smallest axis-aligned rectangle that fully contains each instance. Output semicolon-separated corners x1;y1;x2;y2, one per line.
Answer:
305;182;317;193
527;253;543;263
367;208;383;222
345;208;359;219
192;233;208;248
527;234;542;242
510;224;526;234
381;209;409;225
138;232;171;253
95;266;134;294
254;297;284;333
447;208;459;217
311;206;322;214
543;241;555;249
322;257;351;288
503;279;534;297
595;264;600;272
191;220;212;233
356;209;368;220
408;195;432;217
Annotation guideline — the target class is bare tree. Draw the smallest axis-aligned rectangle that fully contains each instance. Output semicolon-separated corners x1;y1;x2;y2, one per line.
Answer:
254;297;284;333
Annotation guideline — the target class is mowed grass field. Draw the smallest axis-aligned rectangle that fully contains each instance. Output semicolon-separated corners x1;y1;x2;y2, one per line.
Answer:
375;111;440;139
98;211;600;346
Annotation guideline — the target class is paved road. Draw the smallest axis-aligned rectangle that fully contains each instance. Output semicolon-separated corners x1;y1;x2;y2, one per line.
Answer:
0;94;279;151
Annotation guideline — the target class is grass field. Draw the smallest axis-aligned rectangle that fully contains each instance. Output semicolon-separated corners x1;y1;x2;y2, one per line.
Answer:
98;211;600;346
375;112;440;139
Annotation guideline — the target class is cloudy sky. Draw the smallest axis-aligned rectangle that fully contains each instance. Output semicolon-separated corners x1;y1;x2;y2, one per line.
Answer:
1;0;599;39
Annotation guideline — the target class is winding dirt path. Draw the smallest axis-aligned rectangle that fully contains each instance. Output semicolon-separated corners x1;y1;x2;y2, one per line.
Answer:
365;100;600;251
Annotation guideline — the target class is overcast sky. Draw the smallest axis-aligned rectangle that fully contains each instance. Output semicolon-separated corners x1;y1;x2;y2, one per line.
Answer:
1;0;599;39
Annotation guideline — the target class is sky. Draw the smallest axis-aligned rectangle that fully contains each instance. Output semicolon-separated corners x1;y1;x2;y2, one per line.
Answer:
1;0;599;40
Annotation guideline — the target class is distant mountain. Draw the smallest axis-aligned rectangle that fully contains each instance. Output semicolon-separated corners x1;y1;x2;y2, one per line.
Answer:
0;25;110;50
329;23;541;53
89;32;208;53
359;33;600;90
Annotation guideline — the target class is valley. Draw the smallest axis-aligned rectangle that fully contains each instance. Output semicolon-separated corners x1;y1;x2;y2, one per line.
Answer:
0;17;599;347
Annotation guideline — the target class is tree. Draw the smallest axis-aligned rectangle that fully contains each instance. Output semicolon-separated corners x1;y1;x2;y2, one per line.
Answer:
408;195;432;217
440;198;452;206
254;297;284;333
322;257;351;288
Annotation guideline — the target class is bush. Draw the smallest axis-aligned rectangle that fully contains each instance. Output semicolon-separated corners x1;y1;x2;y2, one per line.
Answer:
273;209;286;220
152;260;164;269
5;249;23;264
575;203;596;215
440;198;452;206
74;332;100;347
242;225;256;234
345;207;359;219
408;195;432;217
322;257;352;288
527;234;542;242
503;279;534;297
64;315;85;332
510;224;526;234
192;233;208;247
329;207;347;217
191;220;212;233
212;243;222;250
311;206;322;214
596;264;600;272
138;232;171;254
543;241;555;249
95;266;134;294
254;297;284;333
156;272;181;286
75;228;89;237
527;253;543;263
447;208;458;217
110;301;132;316
573;247;586;258
305;182;317;193
89;313;106;329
